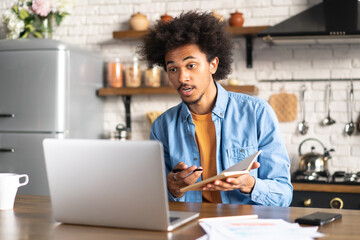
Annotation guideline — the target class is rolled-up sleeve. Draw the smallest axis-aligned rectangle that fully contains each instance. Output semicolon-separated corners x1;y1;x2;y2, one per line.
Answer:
250;101;293;207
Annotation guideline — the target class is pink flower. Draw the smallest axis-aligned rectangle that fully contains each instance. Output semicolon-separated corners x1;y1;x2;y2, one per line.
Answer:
32;0;53;17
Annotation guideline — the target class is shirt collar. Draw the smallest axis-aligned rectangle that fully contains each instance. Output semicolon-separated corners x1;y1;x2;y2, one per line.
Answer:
180;81;229;122
212;81;228;119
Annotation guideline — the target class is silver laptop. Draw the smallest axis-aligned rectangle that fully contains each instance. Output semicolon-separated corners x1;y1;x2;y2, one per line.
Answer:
43;139;199;231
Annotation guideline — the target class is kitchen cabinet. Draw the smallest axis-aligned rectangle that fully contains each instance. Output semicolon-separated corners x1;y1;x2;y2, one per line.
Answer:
291;183;360;210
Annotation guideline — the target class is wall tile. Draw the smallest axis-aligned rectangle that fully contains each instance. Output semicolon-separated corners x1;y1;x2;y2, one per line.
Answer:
252;7;289;18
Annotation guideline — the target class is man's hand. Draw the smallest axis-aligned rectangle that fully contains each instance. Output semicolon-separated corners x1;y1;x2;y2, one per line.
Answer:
201;162;260;194
167;162;203;198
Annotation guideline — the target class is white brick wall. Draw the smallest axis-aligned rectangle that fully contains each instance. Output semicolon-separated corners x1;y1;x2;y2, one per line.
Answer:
1;0;359;173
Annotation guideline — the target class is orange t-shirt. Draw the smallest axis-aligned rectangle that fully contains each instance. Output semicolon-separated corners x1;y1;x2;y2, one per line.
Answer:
191;112;222;203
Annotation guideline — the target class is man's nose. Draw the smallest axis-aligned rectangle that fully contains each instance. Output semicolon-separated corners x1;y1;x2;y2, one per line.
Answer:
178;68;190;83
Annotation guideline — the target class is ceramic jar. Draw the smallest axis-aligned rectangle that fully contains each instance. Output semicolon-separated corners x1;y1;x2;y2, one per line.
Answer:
227;78;239;86
228;11;244;27
129;12;149;31
160;13;173;23
211;10;224;22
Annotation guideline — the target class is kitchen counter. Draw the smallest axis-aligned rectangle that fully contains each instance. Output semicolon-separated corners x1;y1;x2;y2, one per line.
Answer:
2;195;360;240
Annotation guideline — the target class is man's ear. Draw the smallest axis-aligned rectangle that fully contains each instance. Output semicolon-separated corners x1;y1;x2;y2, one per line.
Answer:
210;57;219;75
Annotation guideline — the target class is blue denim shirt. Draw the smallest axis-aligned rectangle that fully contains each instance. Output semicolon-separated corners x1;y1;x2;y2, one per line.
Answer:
150;81;293;206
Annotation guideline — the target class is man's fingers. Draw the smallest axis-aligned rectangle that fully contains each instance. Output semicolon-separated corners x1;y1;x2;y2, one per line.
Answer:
173;162;188;171
214;180;235;189
168;165;203;198
168;165;202;185
202;179;238;191
250;162;260;170
176;165;198;179
182;169;202;184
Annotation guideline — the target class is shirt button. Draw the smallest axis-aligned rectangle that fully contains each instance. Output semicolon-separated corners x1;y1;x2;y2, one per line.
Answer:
194;158;198;161
220;113;223;116
190;134;193;138
240;149;244;152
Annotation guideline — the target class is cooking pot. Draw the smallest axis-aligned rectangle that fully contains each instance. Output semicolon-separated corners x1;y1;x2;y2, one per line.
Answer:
298;138;335;173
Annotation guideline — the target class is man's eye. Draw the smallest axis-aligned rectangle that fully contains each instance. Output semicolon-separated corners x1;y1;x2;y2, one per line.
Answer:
188;64;196;69
168;68;177;72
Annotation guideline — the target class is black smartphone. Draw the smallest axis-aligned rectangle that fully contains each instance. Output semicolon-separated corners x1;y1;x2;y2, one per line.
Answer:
295;212;342;226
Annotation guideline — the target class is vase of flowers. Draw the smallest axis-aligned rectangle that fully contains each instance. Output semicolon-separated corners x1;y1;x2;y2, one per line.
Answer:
2;0;75;39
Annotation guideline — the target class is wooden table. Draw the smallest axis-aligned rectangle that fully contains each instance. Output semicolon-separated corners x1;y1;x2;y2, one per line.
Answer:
1;195;359;240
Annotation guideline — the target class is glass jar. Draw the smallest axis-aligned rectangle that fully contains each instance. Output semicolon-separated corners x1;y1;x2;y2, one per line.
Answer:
124;56;142;87
144;66;161;87
107;58;123;88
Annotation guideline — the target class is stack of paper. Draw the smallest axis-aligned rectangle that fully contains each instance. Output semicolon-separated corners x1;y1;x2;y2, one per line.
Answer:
197;217;324;240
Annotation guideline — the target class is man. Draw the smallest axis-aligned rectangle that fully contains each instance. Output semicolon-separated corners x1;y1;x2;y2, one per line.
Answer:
139;11;293;206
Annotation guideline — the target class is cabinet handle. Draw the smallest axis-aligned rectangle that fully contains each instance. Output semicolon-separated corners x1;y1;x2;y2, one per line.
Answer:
0;148;15;153
330;197;343;209
0;114;15;118
303;198;312;207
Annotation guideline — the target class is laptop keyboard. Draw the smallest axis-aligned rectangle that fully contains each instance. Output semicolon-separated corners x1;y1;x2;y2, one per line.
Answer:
170;217;180;223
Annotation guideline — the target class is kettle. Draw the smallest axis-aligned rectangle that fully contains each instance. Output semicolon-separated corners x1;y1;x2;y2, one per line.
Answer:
298;138;335;173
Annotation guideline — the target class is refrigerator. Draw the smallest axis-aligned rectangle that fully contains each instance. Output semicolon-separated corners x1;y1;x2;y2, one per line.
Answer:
0;39;104;195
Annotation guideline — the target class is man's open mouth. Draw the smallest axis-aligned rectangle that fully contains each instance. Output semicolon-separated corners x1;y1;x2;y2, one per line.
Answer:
179;86;195;96
182;87;193;92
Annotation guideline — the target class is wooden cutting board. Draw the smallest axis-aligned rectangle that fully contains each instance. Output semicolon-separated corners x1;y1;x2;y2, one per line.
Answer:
146;111;162;126
269;91;298;122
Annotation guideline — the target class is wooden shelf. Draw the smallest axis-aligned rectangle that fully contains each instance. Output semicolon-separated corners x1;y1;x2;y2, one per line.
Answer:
113;30;148;39
112;26;270;68
97;85;258;132
97;85;258;96
225;26;270;37
113;26;269;39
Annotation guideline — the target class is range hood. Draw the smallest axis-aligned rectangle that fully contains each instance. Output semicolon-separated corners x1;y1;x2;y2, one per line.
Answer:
258;0;360;44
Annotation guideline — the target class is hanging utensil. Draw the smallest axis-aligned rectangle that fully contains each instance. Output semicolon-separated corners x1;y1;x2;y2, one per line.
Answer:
298;84;308;135
322;80;336;126
345;80;355;135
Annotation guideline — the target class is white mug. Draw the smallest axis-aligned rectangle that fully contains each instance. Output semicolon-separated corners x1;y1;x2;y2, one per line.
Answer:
0;173;29;210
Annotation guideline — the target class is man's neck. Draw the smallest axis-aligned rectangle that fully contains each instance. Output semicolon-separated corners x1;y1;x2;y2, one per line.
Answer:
188;81;217;115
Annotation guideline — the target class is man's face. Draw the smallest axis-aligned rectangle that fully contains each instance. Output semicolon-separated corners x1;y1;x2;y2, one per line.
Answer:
165;44;218;106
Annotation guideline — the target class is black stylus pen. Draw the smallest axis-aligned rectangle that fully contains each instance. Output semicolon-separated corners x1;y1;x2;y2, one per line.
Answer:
172;169;203;173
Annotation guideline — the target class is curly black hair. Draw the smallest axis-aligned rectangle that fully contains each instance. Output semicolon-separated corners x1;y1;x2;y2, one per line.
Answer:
138;11;233;81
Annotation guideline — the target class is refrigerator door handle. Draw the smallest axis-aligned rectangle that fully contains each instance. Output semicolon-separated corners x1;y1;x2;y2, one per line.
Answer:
0;148;15;153
0;114;15;118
